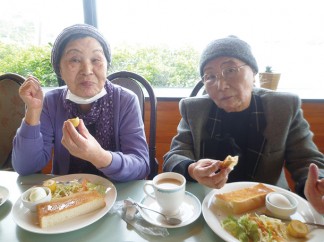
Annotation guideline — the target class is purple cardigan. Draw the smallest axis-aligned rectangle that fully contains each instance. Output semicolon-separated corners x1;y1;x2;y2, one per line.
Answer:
12;83;150;182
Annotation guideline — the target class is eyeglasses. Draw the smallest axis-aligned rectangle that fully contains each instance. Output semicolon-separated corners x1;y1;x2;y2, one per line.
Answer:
202;64;248;85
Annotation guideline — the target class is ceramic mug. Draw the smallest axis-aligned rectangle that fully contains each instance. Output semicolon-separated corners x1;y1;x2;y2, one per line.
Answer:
143;172;186;216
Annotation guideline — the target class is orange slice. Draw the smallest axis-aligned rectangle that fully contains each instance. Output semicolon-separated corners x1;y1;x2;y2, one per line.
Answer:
287;220;309;238
43;179;57;193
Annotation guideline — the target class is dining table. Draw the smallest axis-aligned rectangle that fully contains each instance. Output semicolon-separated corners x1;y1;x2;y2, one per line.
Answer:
0;170;222;242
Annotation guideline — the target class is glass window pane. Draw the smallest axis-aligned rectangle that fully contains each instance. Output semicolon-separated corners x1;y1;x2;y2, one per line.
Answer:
1;0;83;46
97;0;324;97
0;0;83;87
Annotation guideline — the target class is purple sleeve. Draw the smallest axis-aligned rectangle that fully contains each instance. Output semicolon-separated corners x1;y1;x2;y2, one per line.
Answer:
12;119;52;175
12;88;64;175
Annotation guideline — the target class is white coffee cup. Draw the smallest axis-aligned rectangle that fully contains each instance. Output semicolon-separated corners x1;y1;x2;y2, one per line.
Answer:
143;172;186;216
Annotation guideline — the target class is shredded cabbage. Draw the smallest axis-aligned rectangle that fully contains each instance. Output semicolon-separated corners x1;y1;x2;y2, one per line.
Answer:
52;179;106;199
221;214;287;242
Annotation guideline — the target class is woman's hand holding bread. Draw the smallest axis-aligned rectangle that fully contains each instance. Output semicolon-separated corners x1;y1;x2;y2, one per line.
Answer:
61;118;112;169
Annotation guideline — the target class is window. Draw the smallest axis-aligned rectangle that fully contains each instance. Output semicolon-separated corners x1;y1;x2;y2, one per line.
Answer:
1;0;83;46
0;0;83;86
97;0;324;98
1;0;324;98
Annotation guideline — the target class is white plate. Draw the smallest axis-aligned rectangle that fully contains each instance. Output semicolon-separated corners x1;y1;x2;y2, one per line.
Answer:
12;174;117;234
0;186;9;206
139;191;201;228
202;182;324;242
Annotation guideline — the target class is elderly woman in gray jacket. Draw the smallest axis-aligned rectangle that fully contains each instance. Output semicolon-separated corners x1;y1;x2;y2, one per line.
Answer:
163;36;324;214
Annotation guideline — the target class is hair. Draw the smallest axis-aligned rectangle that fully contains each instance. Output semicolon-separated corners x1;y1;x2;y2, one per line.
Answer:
51;24;111;78
199;36;258;77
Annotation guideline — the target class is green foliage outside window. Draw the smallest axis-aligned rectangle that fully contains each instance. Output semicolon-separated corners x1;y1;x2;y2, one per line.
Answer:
0;42;200;88
0;42;56;87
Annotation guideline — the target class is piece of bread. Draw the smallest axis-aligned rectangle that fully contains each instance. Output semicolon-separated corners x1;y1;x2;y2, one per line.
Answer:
68;117;80;127
37;190;105;228
215;183;274;214
220;155;239;169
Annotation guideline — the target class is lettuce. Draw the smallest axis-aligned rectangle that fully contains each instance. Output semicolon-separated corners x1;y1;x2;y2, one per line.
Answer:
221;215;260;242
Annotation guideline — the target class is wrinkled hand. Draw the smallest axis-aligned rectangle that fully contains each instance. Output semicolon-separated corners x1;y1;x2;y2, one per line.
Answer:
188;159;231;189
304;163;324;214
61;119;112;168
19;76;44;125
19;76;43;110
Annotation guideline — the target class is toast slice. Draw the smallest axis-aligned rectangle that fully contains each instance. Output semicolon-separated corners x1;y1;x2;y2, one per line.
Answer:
220;155;239;169
215;183;274;214
37;190;105;228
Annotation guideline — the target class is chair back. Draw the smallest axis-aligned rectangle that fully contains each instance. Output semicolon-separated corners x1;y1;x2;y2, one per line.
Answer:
108;71;158;179
190;80;205;97
109;76;145;119
0;73;25;170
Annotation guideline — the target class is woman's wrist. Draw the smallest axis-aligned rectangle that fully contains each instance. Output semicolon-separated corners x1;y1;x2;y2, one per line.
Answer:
93;149;112;169
24;108;42;125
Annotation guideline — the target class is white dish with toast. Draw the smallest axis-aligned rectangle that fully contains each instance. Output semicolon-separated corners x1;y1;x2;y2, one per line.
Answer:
12;174;117;234
202;182;324;242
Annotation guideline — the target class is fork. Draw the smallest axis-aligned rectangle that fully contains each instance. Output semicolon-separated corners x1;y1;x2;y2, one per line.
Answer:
20;178;82;186
258;213;324;229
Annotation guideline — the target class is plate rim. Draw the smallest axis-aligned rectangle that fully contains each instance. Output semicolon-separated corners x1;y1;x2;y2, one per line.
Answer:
0;185;9;206
139;190;201;228
202;181;324;242
11;173;117;234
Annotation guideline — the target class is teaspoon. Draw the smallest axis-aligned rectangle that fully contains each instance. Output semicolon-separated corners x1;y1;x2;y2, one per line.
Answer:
125;199;182;225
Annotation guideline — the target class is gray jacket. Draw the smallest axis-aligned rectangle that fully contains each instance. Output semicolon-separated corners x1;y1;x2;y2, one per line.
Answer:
163;88;324;193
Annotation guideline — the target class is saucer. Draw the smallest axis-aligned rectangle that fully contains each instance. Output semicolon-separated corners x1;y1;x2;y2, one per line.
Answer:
139;191;201;228
0;186;9;206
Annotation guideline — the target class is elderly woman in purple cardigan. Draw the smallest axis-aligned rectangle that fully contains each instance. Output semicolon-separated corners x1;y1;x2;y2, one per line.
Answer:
12;24;149;182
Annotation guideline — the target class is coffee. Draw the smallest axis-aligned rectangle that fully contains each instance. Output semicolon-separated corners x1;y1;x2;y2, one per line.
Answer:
156;178;182;189
144;172;186;215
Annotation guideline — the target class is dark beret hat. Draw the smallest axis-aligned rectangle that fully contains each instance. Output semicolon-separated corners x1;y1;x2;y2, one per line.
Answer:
199;36;258;77
51;23;111;77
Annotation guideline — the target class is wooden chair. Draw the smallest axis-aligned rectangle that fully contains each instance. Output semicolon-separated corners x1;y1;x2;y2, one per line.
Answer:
108;71;158;179
0;73;25;170
190;80;205;97
284;166;296;192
